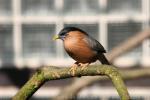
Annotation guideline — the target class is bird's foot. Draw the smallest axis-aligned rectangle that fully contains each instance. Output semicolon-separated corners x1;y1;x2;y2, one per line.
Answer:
79;63;89;71
52;72;60;78
69;63;78;76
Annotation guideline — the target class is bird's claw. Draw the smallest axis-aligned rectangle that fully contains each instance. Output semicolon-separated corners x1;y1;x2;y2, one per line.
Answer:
69;64;78;76
69;63;89;76
80;63;89;71
52;72;60;78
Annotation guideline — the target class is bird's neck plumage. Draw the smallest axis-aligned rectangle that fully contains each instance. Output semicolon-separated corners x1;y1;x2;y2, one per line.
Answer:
63;31;88;52
64;36;79;51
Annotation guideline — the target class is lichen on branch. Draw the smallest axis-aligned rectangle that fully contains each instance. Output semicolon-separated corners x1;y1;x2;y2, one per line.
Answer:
12;65;130;100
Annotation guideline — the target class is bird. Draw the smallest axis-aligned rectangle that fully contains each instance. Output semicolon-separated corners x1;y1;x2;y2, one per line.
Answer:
53;27;110;76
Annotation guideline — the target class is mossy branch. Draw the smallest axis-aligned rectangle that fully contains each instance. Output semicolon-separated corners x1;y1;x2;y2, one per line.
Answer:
12;65;130;100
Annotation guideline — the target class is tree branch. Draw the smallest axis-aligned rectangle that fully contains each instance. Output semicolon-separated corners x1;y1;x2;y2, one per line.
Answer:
12;65;130;100
107;29;150;62
53;67;150;100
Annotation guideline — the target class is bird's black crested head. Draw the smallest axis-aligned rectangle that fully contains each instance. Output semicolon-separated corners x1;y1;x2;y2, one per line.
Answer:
58;27;87;37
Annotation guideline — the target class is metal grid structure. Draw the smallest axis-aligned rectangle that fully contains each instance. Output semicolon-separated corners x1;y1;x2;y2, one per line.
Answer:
0;0;149;68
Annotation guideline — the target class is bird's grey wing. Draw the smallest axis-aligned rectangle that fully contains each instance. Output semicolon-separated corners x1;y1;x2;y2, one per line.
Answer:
83;35;106;53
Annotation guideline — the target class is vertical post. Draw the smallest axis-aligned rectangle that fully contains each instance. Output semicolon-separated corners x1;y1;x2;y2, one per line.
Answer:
100;18;108;50
13;0;23;67
55;0;64;60
142;0;150;65
56;20;64;59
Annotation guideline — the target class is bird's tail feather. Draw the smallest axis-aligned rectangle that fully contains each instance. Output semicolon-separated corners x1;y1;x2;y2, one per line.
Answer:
98;54;110;65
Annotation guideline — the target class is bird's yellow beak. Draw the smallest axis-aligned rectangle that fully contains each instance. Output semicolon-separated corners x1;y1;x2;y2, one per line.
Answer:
53;35;60;40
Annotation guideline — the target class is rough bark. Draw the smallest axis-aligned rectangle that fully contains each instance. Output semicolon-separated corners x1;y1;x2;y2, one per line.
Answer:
54;68;150;100
12;65;130;100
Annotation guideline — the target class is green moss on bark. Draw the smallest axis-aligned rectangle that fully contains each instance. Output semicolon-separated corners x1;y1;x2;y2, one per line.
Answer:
12;65;130;100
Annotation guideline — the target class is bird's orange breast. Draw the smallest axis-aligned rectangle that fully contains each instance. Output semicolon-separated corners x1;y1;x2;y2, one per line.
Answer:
64;32;97;63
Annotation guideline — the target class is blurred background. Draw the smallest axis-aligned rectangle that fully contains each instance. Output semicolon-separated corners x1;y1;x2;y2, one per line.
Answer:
0;0;150;100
